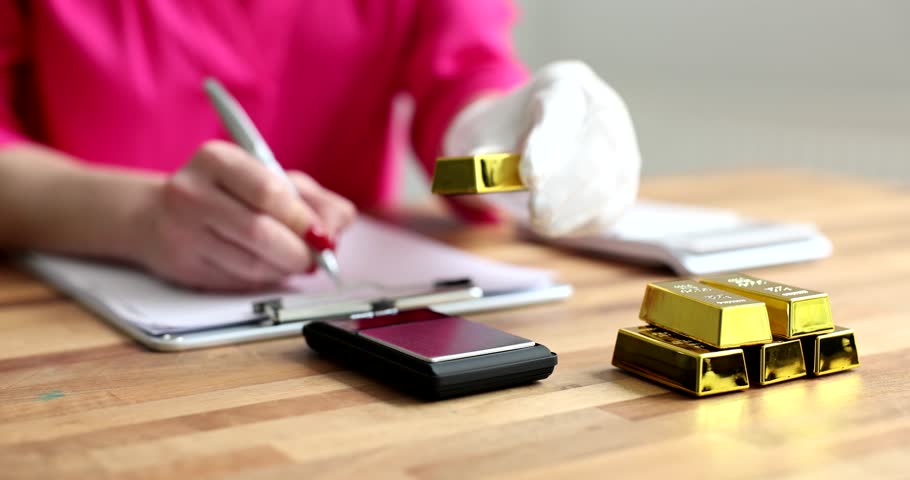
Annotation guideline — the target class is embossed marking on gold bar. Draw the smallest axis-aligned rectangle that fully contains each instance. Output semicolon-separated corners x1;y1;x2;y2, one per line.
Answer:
612;325;749;396
799;326;860;376
700;273;835;338
638;280;772;348
430;153;525;195
743;339;807;386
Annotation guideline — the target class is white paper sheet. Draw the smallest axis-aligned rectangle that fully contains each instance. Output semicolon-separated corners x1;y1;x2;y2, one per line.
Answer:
24;218;553;334
486;192;831;275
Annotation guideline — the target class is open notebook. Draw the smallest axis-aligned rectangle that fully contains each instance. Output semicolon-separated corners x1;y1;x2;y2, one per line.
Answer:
23;218;571;350
489;193;832;275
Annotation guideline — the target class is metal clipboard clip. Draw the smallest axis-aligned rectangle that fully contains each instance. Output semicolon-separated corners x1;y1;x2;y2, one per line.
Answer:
252;278;482;325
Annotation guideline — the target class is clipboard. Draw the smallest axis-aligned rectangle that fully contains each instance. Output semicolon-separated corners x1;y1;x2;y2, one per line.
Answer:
21;217;572;351
30;267;571;351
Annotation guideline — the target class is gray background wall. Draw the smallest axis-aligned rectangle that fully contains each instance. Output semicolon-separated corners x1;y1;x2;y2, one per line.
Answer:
402;0;909;202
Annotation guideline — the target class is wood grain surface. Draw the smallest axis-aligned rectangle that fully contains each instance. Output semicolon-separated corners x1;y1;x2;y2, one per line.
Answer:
1;171;908;479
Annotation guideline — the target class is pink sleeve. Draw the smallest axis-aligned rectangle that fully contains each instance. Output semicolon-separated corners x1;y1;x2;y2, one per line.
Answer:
0;1;29;148
405;0;528;174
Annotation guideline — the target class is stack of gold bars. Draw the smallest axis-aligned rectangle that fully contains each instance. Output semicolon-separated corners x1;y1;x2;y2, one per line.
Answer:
612;273;860;396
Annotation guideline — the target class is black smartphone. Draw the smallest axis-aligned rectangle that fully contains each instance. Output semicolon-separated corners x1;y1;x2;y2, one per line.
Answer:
303;308;557;399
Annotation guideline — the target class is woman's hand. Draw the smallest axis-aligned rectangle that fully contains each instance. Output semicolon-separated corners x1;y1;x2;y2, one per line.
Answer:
444;61;642;237
137;140;356;290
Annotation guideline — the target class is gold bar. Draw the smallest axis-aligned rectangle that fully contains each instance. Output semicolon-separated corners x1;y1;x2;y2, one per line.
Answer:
742;338;807;386
430;153;525;195
700;273;835;338
639;280;772;348
612;325;750;396
799;326;860;376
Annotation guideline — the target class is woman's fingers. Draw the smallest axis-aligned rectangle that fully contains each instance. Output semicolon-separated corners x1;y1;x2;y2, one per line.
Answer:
191;140;314;235
150;140;358;291
190;257;274;292
199;225;289;284
192;181;312;273
288;171;357;238
176;140;320;273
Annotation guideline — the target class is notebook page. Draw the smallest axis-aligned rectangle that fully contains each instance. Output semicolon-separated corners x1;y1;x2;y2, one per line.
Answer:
25;217;553;334
486;192;827;273
486;191;742;240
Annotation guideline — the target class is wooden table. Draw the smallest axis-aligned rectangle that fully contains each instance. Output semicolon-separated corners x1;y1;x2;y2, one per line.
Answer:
1;171;908;479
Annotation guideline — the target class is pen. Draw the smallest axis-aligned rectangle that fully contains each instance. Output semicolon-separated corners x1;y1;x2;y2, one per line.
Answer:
203;77;342;286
